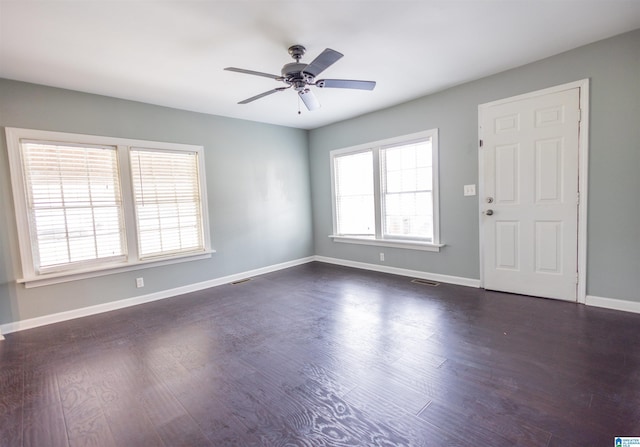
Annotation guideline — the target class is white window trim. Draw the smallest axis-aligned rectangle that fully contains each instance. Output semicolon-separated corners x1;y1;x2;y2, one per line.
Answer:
330;235;444;252
5;127;213;287
329;129;443;252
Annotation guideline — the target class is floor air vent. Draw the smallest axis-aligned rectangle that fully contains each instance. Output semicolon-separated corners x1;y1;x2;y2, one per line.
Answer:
411;278;440;287
230;278;251;285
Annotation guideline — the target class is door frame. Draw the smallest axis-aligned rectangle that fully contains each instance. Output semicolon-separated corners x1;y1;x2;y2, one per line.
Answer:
478;79;589;303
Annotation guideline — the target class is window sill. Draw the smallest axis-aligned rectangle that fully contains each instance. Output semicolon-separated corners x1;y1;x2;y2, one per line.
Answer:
329;235;444;252
18;250;214;288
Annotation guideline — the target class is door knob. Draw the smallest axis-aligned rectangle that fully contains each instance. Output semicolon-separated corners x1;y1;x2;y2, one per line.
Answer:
485;209;494;216
486;197;494;203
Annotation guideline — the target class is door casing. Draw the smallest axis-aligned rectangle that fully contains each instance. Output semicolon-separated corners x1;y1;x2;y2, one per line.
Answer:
478;79;589;303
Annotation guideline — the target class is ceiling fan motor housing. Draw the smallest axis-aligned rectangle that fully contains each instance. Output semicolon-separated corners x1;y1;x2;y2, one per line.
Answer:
281;62;315;90
281;62;307;78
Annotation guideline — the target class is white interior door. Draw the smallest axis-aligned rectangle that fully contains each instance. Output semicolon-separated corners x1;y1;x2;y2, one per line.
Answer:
480;87;580;301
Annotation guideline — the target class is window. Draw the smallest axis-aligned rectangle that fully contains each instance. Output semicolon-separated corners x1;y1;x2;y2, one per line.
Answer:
130;148;204;259
20;141;126;270
334;151;374;236
330;129;442;251
381;139;434;240
6;128;211;286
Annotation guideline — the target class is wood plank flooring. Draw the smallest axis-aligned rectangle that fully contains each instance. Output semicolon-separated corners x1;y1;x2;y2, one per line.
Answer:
1;261;639;446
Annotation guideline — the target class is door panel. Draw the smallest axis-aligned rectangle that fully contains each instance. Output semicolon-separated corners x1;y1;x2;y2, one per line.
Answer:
480;88;580;301
495;144;520;204
495;221;519;270
535;139;563;203
535;221;562;273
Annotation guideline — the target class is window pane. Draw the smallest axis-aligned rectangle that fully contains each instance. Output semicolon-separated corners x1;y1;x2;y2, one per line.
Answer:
416;167;432;190
21;142;126;270
384;192;433;240
336;195;375;235
130;149;205;259
401;169;417;191
386;171;402;192
416;144;432;167
382;139;433;240
334;151;374;235
385;147;402;171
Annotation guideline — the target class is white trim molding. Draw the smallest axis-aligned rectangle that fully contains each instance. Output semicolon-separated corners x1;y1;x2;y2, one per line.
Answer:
586;295;640;314
0;256;314;335
315;256;480;288
329;235;444;252
22;251;214;288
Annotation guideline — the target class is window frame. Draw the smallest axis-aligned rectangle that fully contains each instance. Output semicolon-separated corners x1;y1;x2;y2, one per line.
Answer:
332;148;376;237
329;129;443;252
5;127;213;287
129;146;207;261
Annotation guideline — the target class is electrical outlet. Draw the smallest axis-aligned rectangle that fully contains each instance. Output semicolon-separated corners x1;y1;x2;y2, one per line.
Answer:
379;252;385;261
136;277;144;288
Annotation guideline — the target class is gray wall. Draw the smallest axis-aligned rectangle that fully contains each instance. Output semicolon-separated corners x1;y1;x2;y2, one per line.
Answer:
0;80;313;325
309;29;640;302
1;28;639;328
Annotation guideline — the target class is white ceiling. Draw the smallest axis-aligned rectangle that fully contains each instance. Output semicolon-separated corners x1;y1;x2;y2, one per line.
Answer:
1;1;640;130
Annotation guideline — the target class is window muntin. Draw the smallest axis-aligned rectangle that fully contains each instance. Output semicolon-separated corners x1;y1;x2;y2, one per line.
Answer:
330;129;440;247
5;128;211;285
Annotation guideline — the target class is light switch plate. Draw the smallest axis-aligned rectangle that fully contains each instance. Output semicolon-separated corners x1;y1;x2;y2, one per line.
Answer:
464;184;476;196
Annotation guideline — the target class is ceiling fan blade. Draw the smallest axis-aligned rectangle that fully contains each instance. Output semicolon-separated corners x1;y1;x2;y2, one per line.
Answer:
303;48;343;77
224;67;282;80
238;88;286;104
316;79;376;90
298;89;320;111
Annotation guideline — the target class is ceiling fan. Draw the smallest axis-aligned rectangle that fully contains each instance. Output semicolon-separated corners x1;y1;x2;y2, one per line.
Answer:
224;45;376;112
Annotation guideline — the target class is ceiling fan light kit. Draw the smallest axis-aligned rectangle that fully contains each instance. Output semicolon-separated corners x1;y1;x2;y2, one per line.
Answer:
224;45;376;112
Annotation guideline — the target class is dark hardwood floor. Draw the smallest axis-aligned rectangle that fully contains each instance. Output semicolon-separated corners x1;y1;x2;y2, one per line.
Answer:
1;262;639;446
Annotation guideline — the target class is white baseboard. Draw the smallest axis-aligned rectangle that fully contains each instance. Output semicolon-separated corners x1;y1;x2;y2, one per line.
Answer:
5;254;638;337
314;255;481;288
585;295;640;314
0;256;315;335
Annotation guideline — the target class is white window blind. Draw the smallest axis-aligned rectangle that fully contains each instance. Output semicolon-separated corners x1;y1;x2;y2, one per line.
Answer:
20;141;126;272
130;148;205;259
6;127;212;286
381;138;433;240
334;150;375;236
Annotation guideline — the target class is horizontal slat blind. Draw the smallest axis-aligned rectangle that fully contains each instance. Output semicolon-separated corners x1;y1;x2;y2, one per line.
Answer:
21;141;126;270
334;150;375;236
130;148;204;259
